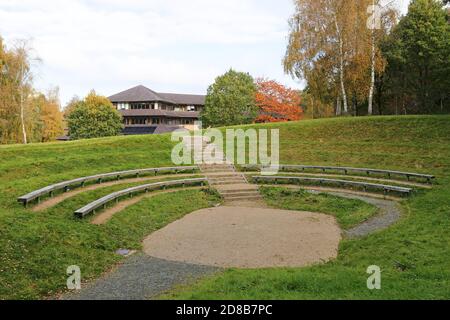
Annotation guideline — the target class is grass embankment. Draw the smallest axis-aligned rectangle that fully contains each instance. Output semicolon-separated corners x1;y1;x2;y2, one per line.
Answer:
1;115;449;299
260;187;377;229
0;134;219;299
165;115;450;299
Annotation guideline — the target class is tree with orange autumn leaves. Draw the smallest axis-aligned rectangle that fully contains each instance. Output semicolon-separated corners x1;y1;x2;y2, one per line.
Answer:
255;78;303;123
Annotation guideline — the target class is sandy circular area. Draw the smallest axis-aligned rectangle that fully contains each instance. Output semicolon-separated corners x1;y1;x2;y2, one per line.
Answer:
143;206;341;268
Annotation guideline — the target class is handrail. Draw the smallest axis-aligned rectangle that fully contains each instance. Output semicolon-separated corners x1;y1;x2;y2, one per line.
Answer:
74;178;208;218
18;166;200;207
252;176;413;196
241;164;435;183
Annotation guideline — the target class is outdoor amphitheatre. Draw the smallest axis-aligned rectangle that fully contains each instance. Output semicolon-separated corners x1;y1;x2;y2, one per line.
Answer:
0;115;449;300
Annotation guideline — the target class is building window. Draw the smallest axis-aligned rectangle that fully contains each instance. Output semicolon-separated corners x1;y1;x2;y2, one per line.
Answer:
130;117;147;125
130;103;152;110
117;103;130;110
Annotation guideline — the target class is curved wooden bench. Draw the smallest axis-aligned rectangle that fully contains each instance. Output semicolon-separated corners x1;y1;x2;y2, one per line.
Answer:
18;166;199;207
242;165;435;184
252;176;413;197
74;178;208;218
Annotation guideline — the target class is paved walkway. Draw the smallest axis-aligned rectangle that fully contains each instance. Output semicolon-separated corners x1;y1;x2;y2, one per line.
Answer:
143;206;341;268
328;191;402;238
196;139;267;207
64;254;218;300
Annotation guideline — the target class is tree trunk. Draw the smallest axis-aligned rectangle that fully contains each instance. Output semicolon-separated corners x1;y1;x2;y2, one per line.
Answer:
336;96;342;116
368;0;376;116
19;62;27;144
334;17;348;114
20;87;27;144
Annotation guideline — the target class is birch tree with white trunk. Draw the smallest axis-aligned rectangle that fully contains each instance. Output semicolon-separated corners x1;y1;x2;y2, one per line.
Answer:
284;0;352;115
12;40;40;144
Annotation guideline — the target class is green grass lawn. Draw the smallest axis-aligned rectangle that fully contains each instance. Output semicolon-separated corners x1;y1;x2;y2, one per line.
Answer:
259;187;378;229
1;115;450;299
164;115;450;300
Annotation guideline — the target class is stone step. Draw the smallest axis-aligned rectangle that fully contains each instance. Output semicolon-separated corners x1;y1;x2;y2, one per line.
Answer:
215;184;259;191
200;162;233;166
220;189;260;195
222;192;261;199
198;163;231;167
208;174;244;179
208;177;246;182
201;170;235;174
220;188;259;195
195;160;230;164
200;167;235;172
209;180;246;185
209;180;247;185
206;173;243;178
223;195;264;201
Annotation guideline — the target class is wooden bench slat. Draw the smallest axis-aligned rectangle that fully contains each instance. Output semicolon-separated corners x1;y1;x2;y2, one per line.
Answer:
74;178;207;218
18;166;199;206
252;176;413;194
242;165;435;180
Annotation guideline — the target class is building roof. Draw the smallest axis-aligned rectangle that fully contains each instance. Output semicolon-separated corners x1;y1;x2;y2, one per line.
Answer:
120;109;200;118
123;125;186;136
158;92;205;105
108;85;205;105
153;125;185;134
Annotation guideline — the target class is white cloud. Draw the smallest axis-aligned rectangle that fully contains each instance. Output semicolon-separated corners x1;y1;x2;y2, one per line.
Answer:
0;0;300;104
2;0;409;105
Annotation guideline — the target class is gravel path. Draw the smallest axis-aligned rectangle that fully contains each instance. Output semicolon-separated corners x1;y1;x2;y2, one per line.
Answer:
323;191;402;238
143;206;341;268
63;188;402;300
64;254;219;300
260;185;404;238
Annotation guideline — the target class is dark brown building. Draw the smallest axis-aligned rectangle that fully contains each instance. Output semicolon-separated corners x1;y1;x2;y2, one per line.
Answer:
108;85;205;135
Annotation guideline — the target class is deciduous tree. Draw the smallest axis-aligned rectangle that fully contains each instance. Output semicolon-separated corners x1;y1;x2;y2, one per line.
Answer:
201;69;258;127
255;79;302;122
383;0;450;113
67;91;123;140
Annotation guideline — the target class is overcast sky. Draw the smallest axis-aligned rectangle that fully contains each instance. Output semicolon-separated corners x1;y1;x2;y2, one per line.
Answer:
0;0;411;106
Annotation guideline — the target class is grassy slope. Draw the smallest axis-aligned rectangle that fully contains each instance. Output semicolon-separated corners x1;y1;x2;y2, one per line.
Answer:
165;115;450;299
1;115;449;299
260;187;378;229
0;134;219;299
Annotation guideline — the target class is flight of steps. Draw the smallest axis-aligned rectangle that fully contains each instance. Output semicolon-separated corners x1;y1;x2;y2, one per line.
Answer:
194;139;266;207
